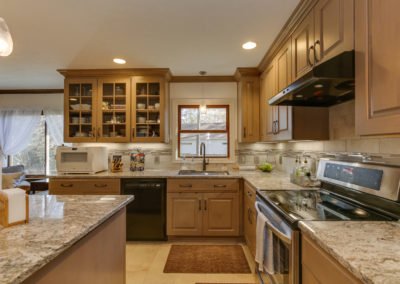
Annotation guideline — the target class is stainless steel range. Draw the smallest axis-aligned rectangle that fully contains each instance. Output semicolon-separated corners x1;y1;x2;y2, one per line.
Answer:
255;158;400;284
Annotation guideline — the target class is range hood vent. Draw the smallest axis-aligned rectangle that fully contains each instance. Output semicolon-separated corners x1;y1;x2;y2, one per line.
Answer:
269;51;355;107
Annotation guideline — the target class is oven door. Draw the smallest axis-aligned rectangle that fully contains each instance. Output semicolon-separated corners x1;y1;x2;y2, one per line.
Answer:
255;198;300;284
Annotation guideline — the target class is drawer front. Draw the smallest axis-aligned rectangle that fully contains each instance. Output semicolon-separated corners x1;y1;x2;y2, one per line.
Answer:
167;178;239;192
49;179;120;195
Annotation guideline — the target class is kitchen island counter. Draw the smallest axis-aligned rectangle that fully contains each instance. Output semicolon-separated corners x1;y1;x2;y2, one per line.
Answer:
299;221;400;284
0;195;133;284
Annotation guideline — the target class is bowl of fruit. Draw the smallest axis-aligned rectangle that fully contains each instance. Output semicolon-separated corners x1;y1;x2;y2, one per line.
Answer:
258;162;274;173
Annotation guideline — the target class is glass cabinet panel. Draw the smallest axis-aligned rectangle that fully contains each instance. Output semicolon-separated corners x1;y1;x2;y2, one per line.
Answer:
133;79;162;141
98;79;130;142
65;79;96;142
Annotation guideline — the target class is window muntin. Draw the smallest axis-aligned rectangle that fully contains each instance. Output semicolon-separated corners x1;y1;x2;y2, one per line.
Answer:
178;105;229;158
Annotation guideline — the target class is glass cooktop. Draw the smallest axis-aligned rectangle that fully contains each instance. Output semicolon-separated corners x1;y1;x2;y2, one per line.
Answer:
258;189;394;224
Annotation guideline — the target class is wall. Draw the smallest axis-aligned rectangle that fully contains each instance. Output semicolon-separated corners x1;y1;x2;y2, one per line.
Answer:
0;93;63;111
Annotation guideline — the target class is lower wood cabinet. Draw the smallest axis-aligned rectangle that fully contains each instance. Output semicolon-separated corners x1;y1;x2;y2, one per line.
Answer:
243;181;257;257
302;235;362;284
167;178;240;237
49;178;120;195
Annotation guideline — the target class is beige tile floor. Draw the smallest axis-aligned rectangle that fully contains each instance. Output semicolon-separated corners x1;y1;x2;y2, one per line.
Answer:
126;241;260;284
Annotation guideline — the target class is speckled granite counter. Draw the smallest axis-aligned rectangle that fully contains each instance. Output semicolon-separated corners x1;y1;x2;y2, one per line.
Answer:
0;195;133;284
299;221;400;284
49;169;309;191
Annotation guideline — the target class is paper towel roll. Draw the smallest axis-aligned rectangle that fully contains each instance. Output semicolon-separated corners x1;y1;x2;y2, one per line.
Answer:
2;188;26;224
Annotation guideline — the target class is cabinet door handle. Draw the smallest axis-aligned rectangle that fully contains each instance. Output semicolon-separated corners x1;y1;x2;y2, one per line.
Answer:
214;184;227;188
179;184;192;188
97;127;101;138
247;190;252;197
92;127;96;138
61;183;73;188
132;128;135;138
307;45;315;67
272;121;275;134
314;40;321;63
204;200;207;210
94;184;107;188
243;127;247;138
276;120;279;134
199;200;202;211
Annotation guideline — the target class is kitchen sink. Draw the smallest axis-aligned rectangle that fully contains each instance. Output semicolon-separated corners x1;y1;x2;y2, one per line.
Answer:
178;170;230;176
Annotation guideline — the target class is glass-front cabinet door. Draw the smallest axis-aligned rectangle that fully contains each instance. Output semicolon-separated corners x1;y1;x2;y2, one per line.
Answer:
132;77;164;142
97;78;131;142
64;78;97;142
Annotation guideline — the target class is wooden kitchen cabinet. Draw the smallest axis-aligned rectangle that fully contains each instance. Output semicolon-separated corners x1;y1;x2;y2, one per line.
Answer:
131;76;165;142
292;10;315;81
302;235;362;284
64;78;98;142
314;0;354;64
260;63;277;141
235;68;260;143
274;39;292;141
243;181;257;257
167;192;203;236
292;0;354;81
97;78;131;142
355;0;400;135
202;192;239;236
166;178;240;237
59;69;170;143
49;178;120;195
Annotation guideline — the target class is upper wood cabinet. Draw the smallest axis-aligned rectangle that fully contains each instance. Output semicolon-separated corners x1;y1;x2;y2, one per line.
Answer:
292;10;315;81
235;68;260;143
97;78;131;142
314;0;354;64
292;0;354;81
260;63;276;141
132;76;165;142
355;0;400;135
59;69;171;143
64;78;98;142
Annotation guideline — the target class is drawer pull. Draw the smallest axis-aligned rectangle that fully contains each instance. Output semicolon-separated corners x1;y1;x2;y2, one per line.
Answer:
214;184;227;188
199;200;202;211
94;184;107;188
179;184;192;188
204;200;207;210
61;183;73;188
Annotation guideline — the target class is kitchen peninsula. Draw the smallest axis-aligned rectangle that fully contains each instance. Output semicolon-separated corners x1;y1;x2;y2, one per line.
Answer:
0;195;133;284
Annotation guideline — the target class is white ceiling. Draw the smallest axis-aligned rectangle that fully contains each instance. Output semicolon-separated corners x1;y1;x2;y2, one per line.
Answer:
0;0;299;89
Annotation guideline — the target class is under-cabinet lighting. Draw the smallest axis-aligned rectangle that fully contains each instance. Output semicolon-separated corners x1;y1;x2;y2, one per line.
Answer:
242;41;257;50
113;58;126;64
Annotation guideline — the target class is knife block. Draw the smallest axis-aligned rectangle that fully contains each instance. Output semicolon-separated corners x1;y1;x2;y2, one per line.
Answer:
0;189;29;227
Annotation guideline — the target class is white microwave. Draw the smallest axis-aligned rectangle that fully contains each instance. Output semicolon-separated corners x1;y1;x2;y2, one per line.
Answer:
56;146;108;174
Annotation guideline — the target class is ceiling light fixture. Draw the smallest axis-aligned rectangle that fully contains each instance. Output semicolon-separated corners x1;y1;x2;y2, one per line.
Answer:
113;58;126;64
242;41;257;50
0;17;13;57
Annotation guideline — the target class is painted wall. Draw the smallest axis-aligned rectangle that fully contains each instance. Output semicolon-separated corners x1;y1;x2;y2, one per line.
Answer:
0;93;63;111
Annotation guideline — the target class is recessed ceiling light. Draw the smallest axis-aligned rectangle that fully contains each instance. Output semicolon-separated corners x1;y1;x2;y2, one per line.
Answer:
242;41;257;50
113;58;126;64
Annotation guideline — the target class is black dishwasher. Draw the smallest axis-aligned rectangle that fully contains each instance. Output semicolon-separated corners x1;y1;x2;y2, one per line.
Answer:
121;179;167;241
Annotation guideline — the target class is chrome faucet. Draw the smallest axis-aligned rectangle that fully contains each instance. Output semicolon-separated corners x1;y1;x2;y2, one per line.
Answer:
200;142;209;171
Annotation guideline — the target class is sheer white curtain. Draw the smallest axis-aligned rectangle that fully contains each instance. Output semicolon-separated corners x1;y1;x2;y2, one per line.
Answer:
44;110;64;145
0;110;41;189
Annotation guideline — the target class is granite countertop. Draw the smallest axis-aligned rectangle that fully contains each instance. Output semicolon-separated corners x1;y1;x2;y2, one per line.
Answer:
0;195;133;284
48;169;310;191
299;221;400;284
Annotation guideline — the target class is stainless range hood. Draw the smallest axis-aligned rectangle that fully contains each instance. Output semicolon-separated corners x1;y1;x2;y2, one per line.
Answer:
269;51;355;107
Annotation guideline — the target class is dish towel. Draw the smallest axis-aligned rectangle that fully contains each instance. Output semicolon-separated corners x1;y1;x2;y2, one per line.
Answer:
255;201;274;274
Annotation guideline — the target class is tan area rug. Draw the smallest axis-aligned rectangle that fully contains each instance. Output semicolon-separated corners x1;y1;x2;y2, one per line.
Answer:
163;245;251;274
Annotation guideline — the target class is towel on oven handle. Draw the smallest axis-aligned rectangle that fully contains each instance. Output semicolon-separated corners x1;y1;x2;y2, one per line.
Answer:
255;201;274;274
